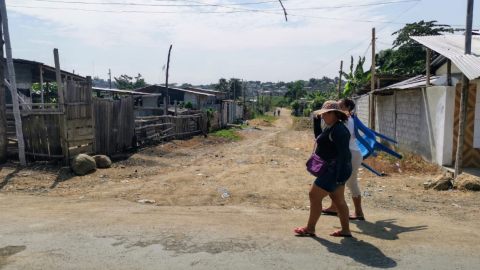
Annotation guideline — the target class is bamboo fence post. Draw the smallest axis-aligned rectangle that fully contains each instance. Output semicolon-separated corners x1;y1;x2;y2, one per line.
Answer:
0;2;26;166
54;48;69;165
0;13;5;163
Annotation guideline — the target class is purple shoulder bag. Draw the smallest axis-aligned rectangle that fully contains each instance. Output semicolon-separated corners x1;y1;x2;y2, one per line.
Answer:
306;134;330;177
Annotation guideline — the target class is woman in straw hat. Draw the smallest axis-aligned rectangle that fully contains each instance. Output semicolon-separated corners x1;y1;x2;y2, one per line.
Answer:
322;98;365;220
294;100;353;237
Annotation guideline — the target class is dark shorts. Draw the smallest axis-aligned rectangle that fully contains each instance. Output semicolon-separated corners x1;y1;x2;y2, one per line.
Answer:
313;162;352;193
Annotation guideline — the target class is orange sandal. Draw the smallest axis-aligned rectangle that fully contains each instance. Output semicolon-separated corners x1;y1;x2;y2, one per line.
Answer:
294;226;316;236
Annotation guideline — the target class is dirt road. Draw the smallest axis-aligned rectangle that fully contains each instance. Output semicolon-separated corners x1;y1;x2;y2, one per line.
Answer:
1;108;480;269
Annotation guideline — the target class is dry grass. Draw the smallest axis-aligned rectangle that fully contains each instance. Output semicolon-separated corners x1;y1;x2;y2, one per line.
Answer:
363;151;440;174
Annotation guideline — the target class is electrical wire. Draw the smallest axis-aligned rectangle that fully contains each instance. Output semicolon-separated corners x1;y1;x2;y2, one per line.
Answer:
301;0;423;77
30;0;284;7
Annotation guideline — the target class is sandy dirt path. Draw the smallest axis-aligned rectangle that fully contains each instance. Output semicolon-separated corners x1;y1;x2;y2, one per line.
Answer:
1;108;480;269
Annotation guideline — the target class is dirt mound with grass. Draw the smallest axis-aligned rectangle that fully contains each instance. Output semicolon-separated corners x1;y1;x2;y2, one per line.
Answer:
363;151;439;175
290;117;312;131
454;174;480;191
248;119;272;127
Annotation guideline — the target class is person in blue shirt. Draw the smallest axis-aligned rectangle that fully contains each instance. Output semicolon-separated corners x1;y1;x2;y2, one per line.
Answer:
294;100;353;237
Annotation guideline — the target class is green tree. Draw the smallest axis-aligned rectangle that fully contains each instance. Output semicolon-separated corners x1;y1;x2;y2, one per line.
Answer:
184;101;194;109
114;73;148;90
214;78;229;93
343;56;371;97
284;81;307;102
229;78;243;100
376;20;454;75
309;96;327;111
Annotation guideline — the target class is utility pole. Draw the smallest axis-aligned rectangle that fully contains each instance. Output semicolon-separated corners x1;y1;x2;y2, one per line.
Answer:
369;27;376;130
0;12;6;163
165;45;172;113
242;79;246;118
0;2;26;166
108;69;112;89
455;0;474;178
233;80;236;101
337;61;343;99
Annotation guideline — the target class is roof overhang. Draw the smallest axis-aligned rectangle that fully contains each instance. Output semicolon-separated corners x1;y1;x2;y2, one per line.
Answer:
411;35;480;80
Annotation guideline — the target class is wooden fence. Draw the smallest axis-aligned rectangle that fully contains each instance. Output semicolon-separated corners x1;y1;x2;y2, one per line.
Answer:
94;97;135;155
65;80;94;160
6;81;205;163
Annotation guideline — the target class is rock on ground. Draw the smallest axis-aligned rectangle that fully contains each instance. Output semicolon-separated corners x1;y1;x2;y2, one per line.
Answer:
429;173;453;190
71;154;97;176
94;155;112;168
455;174;480;191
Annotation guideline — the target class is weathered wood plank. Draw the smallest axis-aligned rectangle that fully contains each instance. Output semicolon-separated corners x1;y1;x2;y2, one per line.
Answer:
67;118;93;129
69;144;93;157
67;127;94;138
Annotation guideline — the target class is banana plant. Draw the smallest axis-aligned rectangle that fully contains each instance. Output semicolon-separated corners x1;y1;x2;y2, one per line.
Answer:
343;56;371;97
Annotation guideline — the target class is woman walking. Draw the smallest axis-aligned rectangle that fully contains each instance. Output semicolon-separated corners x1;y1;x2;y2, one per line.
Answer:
294;101;353;237
322;98;365;220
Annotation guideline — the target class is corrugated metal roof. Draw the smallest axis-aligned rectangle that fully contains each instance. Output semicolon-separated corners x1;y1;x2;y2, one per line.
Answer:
411;35;480;80
92;87;151;95
377;75;440;91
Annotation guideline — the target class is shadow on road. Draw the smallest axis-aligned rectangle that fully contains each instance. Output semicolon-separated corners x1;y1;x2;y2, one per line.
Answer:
0;165;21;191
50;169;75;189
351;219;427;240
313;237;397;268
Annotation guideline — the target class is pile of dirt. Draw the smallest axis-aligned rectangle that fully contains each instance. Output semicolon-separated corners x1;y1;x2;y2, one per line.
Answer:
290;117;312;131
426;173;453;190
454;174;480;191
247;119;272;127
363;151;439;175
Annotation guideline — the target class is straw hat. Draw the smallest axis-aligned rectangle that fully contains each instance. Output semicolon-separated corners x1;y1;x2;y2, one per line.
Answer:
313;100;348;116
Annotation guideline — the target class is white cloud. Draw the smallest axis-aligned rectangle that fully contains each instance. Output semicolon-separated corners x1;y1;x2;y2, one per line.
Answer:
8;0;409;84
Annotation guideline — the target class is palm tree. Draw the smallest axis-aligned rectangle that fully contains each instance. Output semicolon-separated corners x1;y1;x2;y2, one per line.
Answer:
284;81;307;102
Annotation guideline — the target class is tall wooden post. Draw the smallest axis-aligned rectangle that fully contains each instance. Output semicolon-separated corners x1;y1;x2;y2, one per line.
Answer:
242;79;246;118
337;61;343;99
174;100;177;116
165;45;172;112
369;27;376;130
426;48;431;86
163;97;167;115
39;66;44;108
0;14;5;163
54;48;69;165
0;2;26;166
455;0;474;178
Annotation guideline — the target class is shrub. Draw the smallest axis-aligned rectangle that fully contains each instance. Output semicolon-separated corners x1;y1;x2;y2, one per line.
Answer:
184;101;194;109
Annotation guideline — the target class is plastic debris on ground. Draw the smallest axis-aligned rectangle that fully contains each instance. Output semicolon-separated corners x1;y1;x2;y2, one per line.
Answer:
99;174;107;178
138;199;156;204
79;196;84;200
363;191;371;196
237;161;245;164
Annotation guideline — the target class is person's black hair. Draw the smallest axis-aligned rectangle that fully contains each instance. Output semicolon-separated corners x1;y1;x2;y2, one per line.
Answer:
340;98;355;113
333;111;348;123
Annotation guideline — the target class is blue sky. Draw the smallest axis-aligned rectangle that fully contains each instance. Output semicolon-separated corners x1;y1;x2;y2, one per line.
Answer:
8;0;480;85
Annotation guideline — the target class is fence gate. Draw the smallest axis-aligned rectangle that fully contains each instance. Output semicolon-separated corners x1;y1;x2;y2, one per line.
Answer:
94;97;135;155
64;79;94;162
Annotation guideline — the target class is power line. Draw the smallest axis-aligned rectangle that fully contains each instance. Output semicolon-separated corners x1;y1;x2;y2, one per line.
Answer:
301;0;423;77
363;43;372;57
30;0;284;7
274;0;421;11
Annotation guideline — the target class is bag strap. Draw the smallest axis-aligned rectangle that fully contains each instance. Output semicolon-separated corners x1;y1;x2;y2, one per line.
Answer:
312;134;322;153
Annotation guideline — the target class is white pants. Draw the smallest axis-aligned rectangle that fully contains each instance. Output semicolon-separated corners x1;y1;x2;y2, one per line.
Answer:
346;149;363;197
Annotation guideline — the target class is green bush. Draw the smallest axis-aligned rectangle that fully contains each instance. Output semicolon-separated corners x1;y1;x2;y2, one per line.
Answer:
303;108;311;117
184;101;194;109
310;96;327;111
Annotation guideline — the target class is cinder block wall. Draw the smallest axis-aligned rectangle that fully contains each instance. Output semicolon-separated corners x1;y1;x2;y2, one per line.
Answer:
395;91;421;153
375;95;396;140
355;95;370;125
